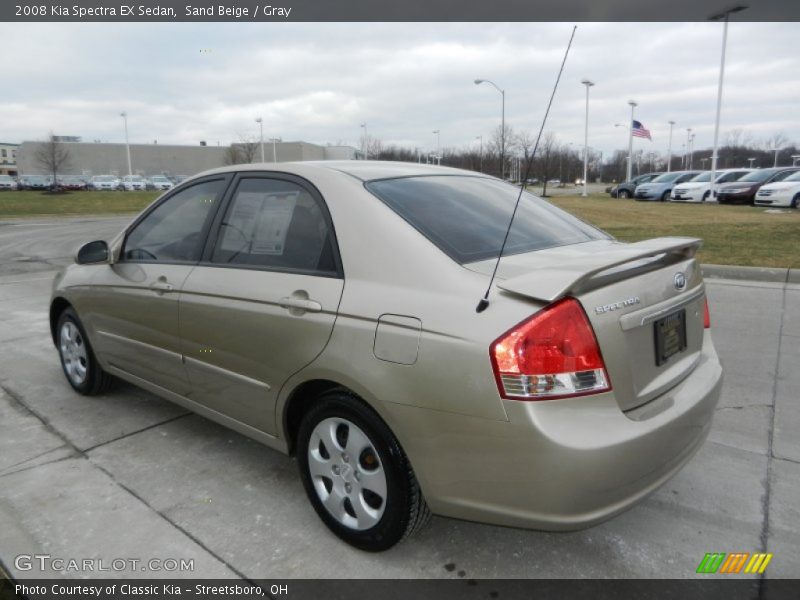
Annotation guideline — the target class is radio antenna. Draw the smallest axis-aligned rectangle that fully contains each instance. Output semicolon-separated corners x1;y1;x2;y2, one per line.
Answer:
476;25;577;313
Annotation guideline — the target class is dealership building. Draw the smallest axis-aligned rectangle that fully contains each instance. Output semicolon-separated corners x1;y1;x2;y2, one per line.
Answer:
15;140;360;178
0;142;19;176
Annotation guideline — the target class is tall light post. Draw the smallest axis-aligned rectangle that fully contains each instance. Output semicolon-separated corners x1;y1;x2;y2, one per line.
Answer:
667;120;676;172
685;128;692;170
432;130;440;165
475;78;505;179
269;137;279;162
476;135;483;172
772;146;780;167
360;123;368;160
120;112;132;176
709;5;747;202
748;157;756;168
688;133;696;169
580;79;594;197
792;155;800;167
255;117;264;162
626;100;637;182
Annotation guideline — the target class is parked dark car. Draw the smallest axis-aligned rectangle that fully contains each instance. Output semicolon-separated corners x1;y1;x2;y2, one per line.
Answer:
716;168;800;205
58;176;88;191
607;173;661;198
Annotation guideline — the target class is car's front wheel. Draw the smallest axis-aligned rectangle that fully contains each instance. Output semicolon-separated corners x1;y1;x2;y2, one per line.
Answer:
702;191;710;202
791;194;800;209
661;190;670;202
618;189;631;199
56;308;113;395
297;391;430;551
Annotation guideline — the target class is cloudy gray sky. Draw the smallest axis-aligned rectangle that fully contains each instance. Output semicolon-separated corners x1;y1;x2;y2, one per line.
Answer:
2;22;798;157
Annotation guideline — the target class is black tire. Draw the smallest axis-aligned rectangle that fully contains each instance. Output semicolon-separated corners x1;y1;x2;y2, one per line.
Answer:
702;191;710;202
618;189;631;199
297;390;430;551
56;307;114;395
791;194;800;209
661;190;670;202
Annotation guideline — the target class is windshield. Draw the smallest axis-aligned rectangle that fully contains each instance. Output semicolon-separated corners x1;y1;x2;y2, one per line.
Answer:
689;172;712;183
366;176;608;264
650;172;684;183
737;170;781;183
782;171;800;182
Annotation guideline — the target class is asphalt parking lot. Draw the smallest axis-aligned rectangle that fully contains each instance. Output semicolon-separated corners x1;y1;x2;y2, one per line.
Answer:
0;215;798;580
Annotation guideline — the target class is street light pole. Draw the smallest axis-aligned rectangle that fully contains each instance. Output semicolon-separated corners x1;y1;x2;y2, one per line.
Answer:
120;112;132;176
689;133;695;169
685;128;692;170
433;130;440;165
360;123;368;160
667;120;675;172
255;118;264;162
626;100;637;182
748;157;756;168
475;79;505;179
773;147;780;167
709;5;747;203
581;79;594;197
272;137;277;162
476;135;483;172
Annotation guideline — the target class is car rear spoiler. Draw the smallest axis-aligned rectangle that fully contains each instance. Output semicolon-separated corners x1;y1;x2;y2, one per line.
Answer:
496;237;702;303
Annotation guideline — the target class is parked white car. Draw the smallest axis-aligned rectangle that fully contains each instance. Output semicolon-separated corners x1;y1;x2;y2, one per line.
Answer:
754;170;800;208
670;169;753;203
90;175;121;191
148;175;174;191
121;175;147;191
0;175;18;190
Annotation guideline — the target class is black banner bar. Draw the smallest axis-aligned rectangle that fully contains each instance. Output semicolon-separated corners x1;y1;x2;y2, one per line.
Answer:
2;0;800;22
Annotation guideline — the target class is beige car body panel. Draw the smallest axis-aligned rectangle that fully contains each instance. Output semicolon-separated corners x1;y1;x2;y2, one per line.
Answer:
51;161;723;531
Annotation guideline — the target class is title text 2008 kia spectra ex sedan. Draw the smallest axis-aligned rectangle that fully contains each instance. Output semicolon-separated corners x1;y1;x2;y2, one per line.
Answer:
50;161;723;551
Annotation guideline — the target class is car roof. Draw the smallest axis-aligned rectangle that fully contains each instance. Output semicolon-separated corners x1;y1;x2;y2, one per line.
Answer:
195;160;488;183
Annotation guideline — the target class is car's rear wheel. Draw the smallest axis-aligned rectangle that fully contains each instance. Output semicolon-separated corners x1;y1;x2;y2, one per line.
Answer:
618;189;631;199
661;190;670;202
297;390;430;551
56;308;113;395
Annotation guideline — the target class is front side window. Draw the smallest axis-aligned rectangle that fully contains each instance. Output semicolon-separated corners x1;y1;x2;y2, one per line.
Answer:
210;178;338;275
123;179;224;263
366;176;607;264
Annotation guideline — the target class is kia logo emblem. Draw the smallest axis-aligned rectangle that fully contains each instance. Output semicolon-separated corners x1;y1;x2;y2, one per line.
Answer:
674;272;687;291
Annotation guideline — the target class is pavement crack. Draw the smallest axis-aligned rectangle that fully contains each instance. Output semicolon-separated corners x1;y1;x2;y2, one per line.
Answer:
91;462;251;582
758;279;786;599
0;453;77;480
83;412;192;453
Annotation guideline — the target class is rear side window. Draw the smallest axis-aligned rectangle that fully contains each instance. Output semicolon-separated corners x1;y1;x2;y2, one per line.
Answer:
210;178;339;276
366;176;607;264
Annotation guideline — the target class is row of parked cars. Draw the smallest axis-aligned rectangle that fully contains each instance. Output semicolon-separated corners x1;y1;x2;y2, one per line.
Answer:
0;174;187;192
607;167;800;207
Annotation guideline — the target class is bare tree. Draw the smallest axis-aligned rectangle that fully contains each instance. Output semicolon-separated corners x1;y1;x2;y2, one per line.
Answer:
35;132;71;189
225;134;260;165
538;132;558;197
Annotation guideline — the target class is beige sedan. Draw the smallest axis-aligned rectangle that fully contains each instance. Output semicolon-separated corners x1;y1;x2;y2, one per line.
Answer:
50;161;722;551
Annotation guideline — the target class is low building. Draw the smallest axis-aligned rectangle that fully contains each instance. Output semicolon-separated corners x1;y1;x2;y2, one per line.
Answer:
0;142;19;176
16;140;359;177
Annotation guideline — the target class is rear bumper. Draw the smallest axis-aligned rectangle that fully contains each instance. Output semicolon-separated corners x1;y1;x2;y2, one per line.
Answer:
388;331;722;531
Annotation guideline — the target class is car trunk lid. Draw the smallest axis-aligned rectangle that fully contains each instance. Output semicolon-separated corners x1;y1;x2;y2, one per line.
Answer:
466;237;706;411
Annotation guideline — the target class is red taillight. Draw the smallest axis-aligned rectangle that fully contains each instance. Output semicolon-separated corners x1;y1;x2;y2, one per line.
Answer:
703;297;711;329
490;297;611;401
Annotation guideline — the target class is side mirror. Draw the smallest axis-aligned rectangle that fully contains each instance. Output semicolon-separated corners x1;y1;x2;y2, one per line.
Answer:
76;240;109;265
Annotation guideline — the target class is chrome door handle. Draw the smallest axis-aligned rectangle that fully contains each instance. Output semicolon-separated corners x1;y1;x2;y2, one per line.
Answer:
279;297;322;313
150;280;174;293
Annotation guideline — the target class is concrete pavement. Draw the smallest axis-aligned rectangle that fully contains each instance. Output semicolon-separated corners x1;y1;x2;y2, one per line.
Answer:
0;216;797;579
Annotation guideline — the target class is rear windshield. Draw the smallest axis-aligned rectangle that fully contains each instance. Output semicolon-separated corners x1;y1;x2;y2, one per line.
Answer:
365;175;608;264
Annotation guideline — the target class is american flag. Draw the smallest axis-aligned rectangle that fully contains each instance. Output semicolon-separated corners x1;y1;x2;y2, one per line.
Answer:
632;120;652;140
